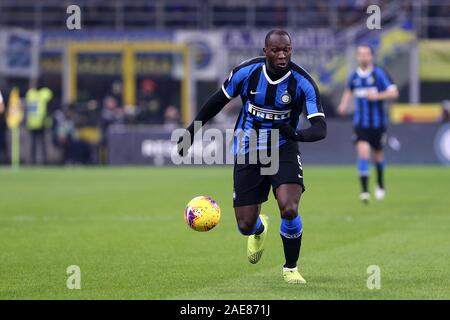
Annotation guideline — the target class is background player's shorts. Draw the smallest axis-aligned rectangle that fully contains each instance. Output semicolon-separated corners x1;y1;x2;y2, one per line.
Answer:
353;127;387;151
233;142;305;208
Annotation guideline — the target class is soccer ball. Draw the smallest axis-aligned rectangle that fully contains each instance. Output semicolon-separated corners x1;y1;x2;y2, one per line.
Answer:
184;196;221;232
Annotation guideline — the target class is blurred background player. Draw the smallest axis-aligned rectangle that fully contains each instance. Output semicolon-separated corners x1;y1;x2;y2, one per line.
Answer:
337;45;399;203
178;30;326;284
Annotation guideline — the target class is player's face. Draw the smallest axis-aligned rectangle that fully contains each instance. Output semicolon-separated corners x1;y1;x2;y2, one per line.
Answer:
356;46;373;68
264;34;292;74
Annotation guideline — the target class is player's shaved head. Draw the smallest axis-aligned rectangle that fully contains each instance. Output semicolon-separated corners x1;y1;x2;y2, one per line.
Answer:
265;29;291;47
263;29;292;74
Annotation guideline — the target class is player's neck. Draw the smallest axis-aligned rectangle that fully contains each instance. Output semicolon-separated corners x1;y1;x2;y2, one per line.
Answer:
265;64;289;81
358;64;373;72
357;64;374;77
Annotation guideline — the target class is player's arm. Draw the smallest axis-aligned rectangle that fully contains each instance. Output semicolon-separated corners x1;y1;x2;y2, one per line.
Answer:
368;68;399;101
367;86;399;101
185;90;230;134
177;89;230;156
337;88;353;116
276;116;326;142
0;91;4;114
277;74;327;142
178;90;230;148
337;72;356;116
177;65;247;156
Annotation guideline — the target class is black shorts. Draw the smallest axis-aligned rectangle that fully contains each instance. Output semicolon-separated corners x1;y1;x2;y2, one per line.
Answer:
353;127;387;151
233;142;304;208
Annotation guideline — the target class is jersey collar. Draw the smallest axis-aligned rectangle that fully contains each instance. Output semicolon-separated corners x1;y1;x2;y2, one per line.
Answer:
262;64;291;85
356;66;374;78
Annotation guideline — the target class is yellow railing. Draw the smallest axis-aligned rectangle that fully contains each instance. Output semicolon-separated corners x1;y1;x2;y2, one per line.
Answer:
67;41;191;125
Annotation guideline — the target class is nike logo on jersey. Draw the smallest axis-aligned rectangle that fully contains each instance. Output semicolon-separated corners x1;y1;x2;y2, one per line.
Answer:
250;90;260;95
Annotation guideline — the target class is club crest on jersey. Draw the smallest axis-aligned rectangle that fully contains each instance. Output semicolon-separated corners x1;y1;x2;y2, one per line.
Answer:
281;92;291;104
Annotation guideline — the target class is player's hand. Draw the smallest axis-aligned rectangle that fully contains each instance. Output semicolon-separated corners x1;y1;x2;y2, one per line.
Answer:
274;123;300;141
337;104;347;116
367;92;380;101
177;129;194;157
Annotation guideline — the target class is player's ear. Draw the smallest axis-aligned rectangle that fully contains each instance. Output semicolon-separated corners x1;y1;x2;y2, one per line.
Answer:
262;47;267;55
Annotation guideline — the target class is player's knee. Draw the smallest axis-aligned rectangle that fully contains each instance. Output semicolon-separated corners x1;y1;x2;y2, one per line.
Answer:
280;204;298;220
237;219;257;235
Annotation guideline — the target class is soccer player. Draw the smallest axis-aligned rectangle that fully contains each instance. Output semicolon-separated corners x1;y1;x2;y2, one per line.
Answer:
177;30;326;284
337;45;398;202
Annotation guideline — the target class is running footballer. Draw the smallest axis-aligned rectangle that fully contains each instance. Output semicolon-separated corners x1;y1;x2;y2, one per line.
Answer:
177;30;327;284
337;45;398;203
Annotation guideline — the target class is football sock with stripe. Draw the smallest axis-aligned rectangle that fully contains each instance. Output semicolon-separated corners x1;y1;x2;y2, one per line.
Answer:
376;161;385;189
358;159;370;193
280;215;303;269
254;218;265;235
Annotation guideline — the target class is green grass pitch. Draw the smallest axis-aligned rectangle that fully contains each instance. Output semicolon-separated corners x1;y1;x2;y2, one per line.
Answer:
0;166;449;299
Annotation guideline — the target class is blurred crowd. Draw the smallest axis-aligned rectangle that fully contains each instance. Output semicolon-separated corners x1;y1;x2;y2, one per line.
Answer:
5;0;447;36
52;79;181;165
1;0;449;38
0;79;181;166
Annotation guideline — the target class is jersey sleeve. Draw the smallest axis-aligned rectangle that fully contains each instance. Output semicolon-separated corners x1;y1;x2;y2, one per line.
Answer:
221;66;249;100
376;67;396;91
0;91;3;104
299;76;325;120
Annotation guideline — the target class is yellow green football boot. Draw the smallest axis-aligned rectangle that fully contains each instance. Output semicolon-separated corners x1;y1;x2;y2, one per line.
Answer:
247;215;269;264
283;267;306;284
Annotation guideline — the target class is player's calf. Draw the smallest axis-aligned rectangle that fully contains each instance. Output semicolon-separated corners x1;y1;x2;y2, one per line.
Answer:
235;204;261;235
357;158;371;203
279;214;305;284
279;215;303;268
375;160;386;200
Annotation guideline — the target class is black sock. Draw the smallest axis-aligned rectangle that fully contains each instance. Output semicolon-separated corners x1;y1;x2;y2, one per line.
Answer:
280;233;302;269
255;223;264;235
360;176;369;193
376;163;384;189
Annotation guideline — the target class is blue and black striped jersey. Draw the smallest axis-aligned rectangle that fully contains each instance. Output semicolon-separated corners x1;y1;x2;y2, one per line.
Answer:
347;66;396;129
222;57;324;155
